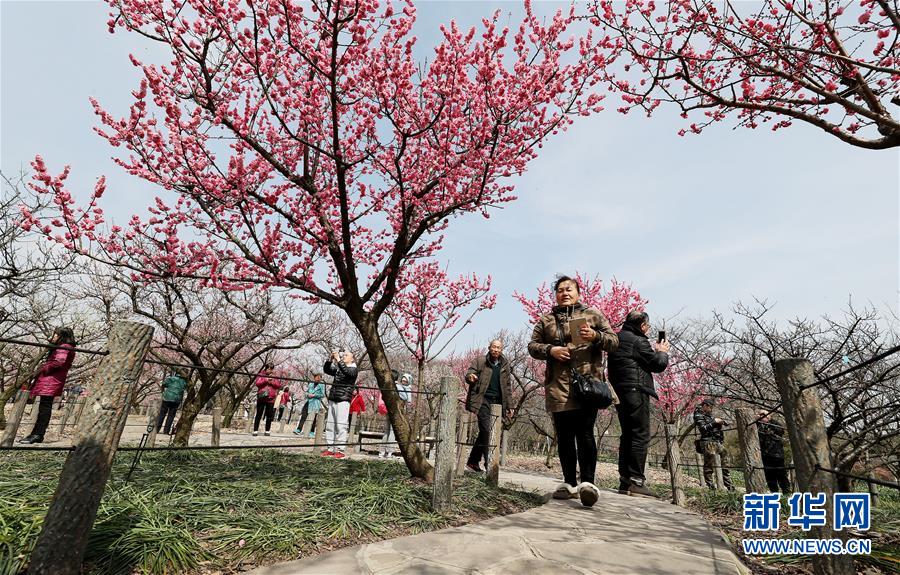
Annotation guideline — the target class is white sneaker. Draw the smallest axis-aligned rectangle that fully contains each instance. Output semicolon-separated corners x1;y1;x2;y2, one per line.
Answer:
553;483;578;500
252;431;258;436
577;482;600;507
264;432;270;436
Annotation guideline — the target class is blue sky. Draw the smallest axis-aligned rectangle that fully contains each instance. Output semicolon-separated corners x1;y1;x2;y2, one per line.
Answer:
2;1;897;353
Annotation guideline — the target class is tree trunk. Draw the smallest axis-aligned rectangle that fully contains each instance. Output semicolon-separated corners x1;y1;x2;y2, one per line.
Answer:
221;400;237;428
736;408;767;493
775;358;854;575
172;393;202;447
355;314;432;481
29;321;153;575
411;359;426;440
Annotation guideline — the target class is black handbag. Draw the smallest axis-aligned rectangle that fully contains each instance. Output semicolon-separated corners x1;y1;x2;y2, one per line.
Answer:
570;368;614;410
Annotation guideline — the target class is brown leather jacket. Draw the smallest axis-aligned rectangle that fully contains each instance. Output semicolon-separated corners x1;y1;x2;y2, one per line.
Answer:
527;303;619;413
464;353;512;415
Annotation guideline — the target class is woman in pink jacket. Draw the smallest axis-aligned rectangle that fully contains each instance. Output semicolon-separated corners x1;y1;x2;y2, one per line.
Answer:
252;363;282;436
19;327;77;444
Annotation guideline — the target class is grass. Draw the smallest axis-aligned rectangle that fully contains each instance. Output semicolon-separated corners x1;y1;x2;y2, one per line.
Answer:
0;450;543;575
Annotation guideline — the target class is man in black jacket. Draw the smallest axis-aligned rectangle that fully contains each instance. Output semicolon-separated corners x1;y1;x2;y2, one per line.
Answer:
323;351;359;459
757;410;791;493
464;339;512;473
608;310;669;497
694;399;734;491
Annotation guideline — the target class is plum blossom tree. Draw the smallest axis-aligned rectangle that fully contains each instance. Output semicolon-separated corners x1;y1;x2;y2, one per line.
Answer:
513;272;647;327
387;260;495;435
588;0;900;149
22;0;613;480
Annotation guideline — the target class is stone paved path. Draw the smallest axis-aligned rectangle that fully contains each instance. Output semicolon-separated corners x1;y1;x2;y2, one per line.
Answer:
250;470;746;575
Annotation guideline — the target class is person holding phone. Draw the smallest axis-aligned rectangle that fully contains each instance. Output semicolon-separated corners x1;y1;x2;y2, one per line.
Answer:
527;275;618;508
18;327;77;444
293;373;326;437
322;350;358;459
607;310;670;497
253;363;281;436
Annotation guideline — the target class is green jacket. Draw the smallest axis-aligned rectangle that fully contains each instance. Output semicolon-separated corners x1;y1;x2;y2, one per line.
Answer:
162;376;188;403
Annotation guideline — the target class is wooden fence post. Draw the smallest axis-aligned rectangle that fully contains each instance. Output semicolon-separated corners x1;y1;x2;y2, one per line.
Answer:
736;408;768;493
211;407;221;447
0;350;45;445
775;358;854;575
664;424;686;506
313;408;325;451
246;402;257;434
432;376;460;512
0;390;31;447
145;398;160;448
455;407;471;477
29;320;154;575
486;404;503;487
58;398;78;431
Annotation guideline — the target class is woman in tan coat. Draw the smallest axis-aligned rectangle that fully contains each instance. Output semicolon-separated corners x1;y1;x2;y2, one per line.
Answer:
528;276;618;507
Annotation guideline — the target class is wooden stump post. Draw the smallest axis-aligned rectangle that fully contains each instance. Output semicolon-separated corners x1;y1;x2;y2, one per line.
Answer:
664;424;686;506
455;407;471;477
486;404;503;487
736;408;768;493
775;358;854;575
0;390;31;447
145;398;160;448
211;407;221;447
29;320;154;575
432;376;460;512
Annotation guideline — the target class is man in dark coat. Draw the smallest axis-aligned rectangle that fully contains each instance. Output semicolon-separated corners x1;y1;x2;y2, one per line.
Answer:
464;339;512;473
757;410;791;493
608;310;669;497
694;398;734;491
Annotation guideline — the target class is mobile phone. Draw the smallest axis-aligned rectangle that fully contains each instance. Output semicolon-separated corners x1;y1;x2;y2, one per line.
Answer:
569;318;589;345
657;330;666;343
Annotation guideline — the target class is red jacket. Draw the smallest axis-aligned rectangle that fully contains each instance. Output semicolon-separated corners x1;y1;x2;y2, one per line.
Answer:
30;344;76;398
279;389;291;404
255;373;282;404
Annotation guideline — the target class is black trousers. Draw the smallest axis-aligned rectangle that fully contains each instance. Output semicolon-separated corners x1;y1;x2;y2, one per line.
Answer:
156;400;180;434
467;401;497;467
277;406;286;421
29;396;54;438
616;389;650;485
762;455;791;493
295;402;319;432
553;407;599;486
254;399;275;431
